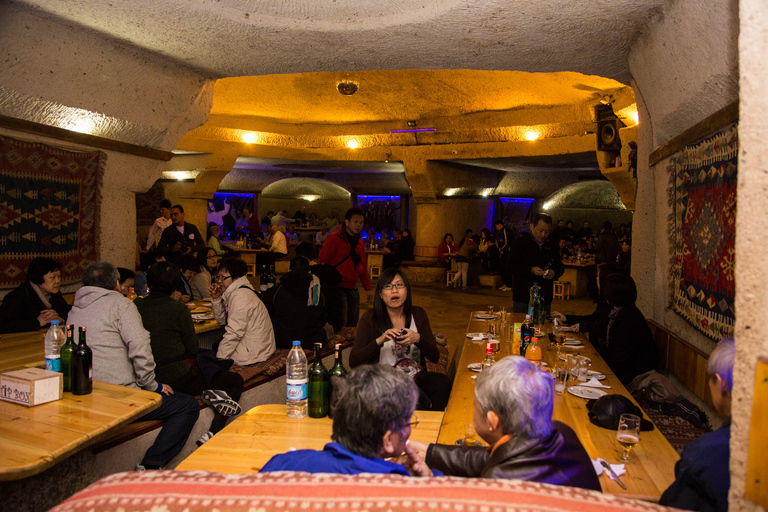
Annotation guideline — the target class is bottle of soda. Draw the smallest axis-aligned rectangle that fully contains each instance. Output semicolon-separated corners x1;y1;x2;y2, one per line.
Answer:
72;326;93;395
328;343;348;401
60;324;76;392
126;287;138;301
308;342;329;418
44;320;65;372
286;340;308;418
520;314;534;356
528;282;541;317
481;342;495;371
525;336;542;367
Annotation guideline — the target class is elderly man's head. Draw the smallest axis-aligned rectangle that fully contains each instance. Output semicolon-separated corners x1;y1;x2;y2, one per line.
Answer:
474;357;555;445
707;337;735;418
82;261;121;291
331;364;419;459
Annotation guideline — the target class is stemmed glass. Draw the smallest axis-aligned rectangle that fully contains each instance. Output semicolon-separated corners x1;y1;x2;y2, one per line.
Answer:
552;326;566;359
616;413;641;464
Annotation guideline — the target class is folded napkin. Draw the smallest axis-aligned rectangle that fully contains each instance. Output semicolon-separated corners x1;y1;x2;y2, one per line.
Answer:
580;377;611;389
471;336;485;342
592;458;626;477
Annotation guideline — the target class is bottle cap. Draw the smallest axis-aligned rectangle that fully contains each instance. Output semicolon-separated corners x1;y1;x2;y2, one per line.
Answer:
292;340;301;346
525;314;531;319
51;320;59;325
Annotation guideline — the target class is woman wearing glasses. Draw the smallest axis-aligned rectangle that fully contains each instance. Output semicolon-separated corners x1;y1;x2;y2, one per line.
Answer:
350;267;450;410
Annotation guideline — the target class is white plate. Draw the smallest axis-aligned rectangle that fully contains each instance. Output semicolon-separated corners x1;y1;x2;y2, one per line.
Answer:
192;313;214;321
567;386;608;399
466;332;489;339
191;307;211;313
474;313;497;320
587;370;606;380
563;344;585;349
564;339;582;346
467;363;483;373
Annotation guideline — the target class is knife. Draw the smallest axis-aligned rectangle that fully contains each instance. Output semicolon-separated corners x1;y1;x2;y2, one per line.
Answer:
600;459;627;490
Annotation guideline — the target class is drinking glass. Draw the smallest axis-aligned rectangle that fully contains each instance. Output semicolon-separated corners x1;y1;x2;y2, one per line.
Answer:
554;363;568;393
616;413;641;463
577;356;589;382
463;423;478;446
487;305;495;316
552;327;566;359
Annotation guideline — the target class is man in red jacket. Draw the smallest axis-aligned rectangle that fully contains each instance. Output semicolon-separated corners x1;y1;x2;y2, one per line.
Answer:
319;207;373;326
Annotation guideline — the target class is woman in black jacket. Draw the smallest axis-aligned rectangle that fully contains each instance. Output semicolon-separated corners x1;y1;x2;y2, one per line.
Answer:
0;257;71;333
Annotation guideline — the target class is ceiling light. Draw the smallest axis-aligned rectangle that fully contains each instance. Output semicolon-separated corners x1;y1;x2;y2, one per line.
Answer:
301;194;320;202
347;139;359;149
242;133;258;144
525;131;539;141
337;81;359;95
68;118;95;135
443;188;461;196
542;201;553;210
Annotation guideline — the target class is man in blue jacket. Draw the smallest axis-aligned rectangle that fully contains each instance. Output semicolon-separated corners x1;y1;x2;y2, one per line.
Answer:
660;337;734;512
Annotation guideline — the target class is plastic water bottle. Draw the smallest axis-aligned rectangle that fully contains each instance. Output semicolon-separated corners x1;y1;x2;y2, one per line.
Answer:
44;320;65;372
286;340;308;418
528;282;541;316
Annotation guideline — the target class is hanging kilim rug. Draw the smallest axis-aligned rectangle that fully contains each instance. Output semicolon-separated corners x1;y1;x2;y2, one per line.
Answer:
0;135;105;288
670;122;737;340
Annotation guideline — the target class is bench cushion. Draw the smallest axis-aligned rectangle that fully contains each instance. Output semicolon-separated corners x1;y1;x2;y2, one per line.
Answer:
51;470;675;512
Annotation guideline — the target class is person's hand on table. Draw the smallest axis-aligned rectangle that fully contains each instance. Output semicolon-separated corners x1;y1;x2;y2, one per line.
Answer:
159;383;174;395
37;309;60;327
171;290;183;301
551;311;567;323
180;294;191;303
568;323;580;332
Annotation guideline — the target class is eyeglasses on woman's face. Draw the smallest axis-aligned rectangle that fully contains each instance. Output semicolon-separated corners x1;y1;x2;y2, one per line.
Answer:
215;274;232;282
382;282;406;291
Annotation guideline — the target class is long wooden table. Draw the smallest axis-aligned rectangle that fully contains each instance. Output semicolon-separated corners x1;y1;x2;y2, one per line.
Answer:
438;312;678;501
0;380;161;480
176;404;444;474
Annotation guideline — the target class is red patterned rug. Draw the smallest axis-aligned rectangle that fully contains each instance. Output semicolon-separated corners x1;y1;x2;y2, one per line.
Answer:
0;135;104;288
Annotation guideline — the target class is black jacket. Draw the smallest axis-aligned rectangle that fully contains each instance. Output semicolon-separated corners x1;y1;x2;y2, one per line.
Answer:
0;281;71;333
565;300;612;345
426;421;601;491
261;270;327;350
598;305;658;384
509;234;564;304
156;222;205;262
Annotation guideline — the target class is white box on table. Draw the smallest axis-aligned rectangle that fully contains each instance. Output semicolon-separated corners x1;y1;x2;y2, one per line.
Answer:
0;367;63;406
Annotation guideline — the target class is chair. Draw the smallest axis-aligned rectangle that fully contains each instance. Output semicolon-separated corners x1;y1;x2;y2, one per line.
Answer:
553;280;570;300
369;265;381;280
446;270;458;286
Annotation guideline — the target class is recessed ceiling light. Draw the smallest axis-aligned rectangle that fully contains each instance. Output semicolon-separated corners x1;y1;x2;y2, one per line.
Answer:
347;139;359;149
525;131;539;141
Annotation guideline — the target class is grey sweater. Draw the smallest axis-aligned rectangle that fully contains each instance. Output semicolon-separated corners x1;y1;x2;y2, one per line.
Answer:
67;286;160;391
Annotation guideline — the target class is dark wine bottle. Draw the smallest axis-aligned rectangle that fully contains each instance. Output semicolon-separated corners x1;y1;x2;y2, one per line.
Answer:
308;342;329;418
328;343;347;404
60;324;76;392
72;326;93;395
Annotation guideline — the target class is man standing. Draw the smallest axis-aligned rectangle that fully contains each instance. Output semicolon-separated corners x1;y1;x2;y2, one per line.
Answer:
67;262;199;470
596;221;620;265
157;204;205;263
494;220;515;292
319;207;373;327
509;213;564;313
145;199;173;252
242;207;260;238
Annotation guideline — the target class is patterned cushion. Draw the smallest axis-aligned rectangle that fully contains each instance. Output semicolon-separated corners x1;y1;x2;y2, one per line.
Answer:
426;344;450;375
51;471;674;512
230;349;289;381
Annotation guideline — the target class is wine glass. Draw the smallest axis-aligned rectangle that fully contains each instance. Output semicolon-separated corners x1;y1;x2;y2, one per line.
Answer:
552;327;566;359
616;413;641;464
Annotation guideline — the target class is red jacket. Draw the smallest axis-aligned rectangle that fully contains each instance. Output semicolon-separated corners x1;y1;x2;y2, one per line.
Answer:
319;230;371;291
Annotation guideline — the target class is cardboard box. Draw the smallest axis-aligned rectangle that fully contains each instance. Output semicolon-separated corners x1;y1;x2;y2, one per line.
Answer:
0;368;63;406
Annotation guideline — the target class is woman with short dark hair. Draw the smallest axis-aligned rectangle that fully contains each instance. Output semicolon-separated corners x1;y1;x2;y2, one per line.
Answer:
350;267;449;410
0;257;71;333
135;261;244;446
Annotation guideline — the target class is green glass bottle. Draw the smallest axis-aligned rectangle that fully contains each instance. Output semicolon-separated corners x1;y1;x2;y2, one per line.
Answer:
60;324;76;392
308;342;329;418
328;343;348;402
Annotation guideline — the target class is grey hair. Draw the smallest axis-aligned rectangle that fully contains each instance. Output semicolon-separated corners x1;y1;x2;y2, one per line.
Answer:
81;261;120;291
475;356;554;439
707;337;735;393
331;364;418;458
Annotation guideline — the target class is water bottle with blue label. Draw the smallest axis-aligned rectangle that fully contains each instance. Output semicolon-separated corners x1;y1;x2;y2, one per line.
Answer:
286;340;308;418
44;320;65;372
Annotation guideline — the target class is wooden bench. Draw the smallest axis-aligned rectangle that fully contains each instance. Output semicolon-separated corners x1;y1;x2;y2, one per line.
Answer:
646;319;713;409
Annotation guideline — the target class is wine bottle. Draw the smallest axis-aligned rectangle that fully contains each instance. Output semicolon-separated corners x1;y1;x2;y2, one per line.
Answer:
308;342;329;418
60;324;76;392
328;343;348;402
72;326;93;395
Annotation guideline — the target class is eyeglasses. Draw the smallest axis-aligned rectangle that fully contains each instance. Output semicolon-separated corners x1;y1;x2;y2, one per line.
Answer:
405;416;419;429
215;274;232;282
382;282;406;291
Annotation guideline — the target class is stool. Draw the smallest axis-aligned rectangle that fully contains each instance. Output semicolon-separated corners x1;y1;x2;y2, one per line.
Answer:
246;263;257;277
369;266;381;280
446;270;458;286
553;280;571;300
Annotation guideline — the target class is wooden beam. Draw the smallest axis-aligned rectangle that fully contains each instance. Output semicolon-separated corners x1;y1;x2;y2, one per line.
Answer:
0;114;173;161
648;102;739;167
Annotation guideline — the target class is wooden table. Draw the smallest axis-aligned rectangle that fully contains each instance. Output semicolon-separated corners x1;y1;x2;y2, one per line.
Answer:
176;404;444;474
0;380;161;480
438;312;679;502
221;242;268;273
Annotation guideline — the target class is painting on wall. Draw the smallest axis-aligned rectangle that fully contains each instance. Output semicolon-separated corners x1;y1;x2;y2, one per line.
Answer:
670;122;737;340
207;193;255;238
0;135;105;288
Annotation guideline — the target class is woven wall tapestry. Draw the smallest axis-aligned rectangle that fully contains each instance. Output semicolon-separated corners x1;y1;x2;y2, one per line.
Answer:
0;135;105;288
670;122;737;340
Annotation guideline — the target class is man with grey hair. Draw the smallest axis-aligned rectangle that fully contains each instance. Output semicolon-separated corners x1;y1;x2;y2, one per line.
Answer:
261;364;436;476
660;337;734;512
411;357;599;490
67;261;199;470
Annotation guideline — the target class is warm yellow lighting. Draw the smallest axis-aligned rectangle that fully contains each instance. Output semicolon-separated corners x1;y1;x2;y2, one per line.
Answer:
301;194;320;202
525;131;539;141
443;188;461;196
347;139;359;149
162;170;200;181
481;188;494;197
68;118;95;135
242;133;258;144
615;104;639;126
542;201;554;210
629;110;639;124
